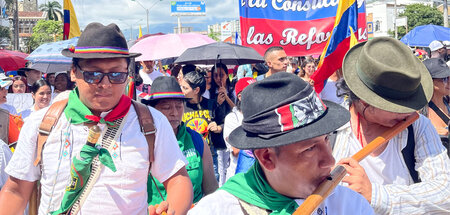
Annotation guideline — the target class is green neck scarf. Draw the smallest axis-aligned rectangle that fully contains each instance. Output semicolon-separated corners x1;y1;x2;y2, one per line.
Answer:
220;162;299;215
176;123;193;152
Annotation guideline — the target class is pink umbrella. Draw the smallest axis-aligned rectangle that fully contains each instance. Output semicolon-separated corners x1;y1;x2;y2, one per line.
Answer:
130;33;216;62
0;50;28;72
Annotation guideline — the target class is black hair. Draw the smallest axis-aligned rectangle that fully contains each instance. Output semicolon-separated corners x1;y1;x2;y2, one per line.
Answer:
181;64;197;75
264;46;284;61
336;78;359;105
210;63;233;99
30;79;51;94
183;70;206;98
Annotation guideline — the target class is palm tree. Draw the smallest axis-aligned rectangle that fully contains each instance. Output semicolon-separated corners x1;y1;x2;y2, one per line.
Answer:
39;1;63;21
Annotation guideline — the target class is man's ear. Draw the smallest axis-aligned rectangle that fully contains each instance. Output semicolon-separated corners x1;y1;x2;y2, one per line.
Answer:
254;148;277;171
70;67;77;81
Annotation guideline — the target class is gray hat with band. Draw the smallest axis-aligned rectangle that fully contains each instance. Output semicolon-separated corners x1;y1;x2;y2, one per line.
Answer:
343;37;433;113
423;58;450;79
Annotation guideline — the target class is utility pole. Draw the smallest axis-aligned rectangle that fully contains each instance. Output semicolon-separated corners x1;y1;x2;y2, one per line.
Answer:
444;0;448;27
133;0;163;34
13;0;19;50
394;0;398;39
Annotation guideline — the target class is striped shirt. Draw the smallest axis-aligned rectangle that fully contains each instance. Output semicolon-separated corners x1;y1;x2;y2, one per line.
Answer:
333;114;450;214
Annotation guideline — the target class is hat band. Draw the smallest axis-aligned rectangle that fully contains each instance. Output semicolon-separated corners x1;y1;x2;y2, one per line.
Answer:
73;46;130;55
356;63;419;100
149;92;186;100
241;90;327;137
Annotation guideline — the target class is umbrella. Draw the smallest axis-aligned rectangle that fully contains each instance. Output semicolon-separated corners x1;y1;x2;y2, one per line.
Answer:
400;24;450;47
0;50;28;72
130;33;216;61
30;61;71;74
174;42;265;65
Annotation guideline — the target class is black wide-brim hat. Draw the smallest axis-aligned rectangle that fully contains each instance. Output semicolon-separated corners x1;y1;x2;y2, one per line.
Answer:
61;22;141;59
229;72;350;150
142;76;189;106
343;37;432;113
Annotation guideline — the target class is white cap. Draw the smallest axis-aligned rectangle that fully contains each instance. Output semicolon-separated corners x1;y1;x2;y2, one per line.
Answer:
0;73;12;89
429;40;444;52
443;41;450;50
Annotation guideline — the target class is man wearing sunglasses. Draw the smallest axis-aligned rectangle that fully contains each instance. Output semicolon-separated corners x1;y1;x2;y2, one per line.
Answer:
0;23;193;215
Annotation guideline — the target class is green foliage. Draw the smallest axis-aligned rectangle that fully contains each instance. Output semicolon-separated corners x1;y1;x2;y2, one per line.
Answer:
39;1;63;21
0;26;10;39
392;4;443;38
29;20;63;50
208;27;221;41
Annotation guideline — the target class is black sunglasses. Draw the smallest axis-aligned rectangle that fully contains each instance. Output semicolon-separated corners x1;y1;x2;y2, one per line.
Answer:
76;67;128;84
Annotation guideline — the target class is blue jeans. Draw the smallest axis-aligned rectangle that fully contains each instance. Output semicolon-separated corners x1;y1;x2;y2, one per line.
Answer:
210;145;219;182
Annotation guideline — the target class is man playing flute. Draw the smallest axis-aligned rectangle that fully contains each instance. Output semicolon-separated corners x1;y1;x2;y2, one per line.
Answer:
333;37;450;214
189;72;374;214
0;22;193;215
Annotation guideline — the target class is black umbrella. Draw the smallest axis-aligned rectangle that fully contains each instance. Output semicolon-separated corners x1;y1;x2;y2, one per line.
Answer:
174;42;264;65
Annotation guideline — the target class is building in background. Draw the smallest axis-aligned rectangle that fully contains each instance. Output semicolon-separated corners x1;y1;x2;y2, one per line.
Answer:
366;0;443;38
208;20;240;43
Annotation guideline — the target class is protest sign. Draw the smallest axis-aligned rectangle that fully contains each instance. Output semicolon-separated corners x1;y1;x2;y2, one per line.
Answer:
239;0;367;56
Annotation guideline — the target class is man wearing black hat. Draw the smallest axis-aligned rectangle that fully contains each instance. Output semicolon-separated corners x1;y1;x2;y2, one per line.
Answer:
189;72;374;214
0;23;193;215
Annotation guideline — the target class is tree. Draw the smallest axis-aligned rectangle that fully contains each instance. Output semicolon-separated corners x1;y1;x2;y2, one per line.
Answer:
29;20;63;51
0;26;10;39
392;4;443;39
208;26;221;41
39;1;63;21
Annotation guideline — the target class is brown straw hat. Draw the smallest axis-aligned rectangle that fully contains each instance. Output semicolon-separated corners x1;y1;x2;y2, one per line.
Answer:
342;37;433;113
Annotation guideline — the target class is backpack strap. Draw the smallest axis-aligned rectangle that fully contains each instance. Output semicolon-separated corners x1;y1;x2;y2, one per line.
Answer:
131;100;156;172
428;101;449;125
402;125;421;183
34;99;68;166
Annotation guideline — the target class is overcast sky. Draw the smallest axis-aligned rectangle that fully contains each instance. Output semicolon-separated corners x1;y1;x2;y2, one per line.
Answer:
39;0;239;37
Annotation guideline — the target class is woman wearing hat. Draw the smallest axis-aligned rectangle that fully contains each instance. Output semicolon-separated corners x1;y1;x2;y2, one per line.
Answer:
333;37;450;214
144;76;218;206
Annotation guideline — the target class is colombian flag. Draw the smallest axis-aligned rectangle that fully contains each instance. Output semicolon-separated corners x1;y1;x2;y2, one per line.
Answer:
311;0;359;93
63;0;81;40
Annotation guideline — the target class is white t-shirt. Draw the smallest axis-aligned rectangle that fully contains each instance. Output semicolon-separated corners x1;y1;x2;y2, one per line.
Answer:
0;103;17;115
19;106;38;122
0;139;12;189
223;107;243;180
6;105;187;215
188;186;374;215
333;115;450;214
139;69;164;85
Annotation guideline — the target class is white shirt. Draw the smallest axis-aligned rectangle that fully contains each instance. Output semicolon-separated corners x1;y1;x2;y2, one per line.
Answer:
223;107;243;180
6;105;187;215
139;69;164;85
0;139;12;189
189;186;374;215
19;106;38;122
333;115;450;214
0;103;17;115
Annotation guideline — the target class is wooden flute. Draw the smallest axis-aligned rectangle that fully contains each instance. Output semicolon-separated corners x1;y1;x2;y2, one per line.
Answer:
293;112;420;215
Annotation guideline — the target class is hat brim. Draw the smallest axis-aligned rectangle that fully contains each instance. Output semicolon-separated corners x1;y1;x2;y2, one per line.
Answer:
343;42;433;113
228;101;349;149
61;48;141;59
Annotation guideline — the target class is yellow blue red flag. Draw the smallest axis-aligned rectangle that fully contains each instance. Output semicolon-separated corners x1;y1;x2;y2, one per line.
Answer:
311;0;359;93
138;25;143;39
63;0;81;40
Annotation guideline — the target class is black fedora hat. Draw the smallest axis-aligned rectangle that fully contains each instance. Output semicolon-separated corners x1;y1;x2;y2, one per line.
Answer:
142;76;189;106
343;37;432;113
229;72;350;149
61;22;141;59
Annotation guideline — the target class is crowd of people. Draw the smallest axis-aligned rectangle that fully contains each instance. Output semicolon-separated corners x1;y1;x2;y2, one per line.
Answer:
0;22;449;215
